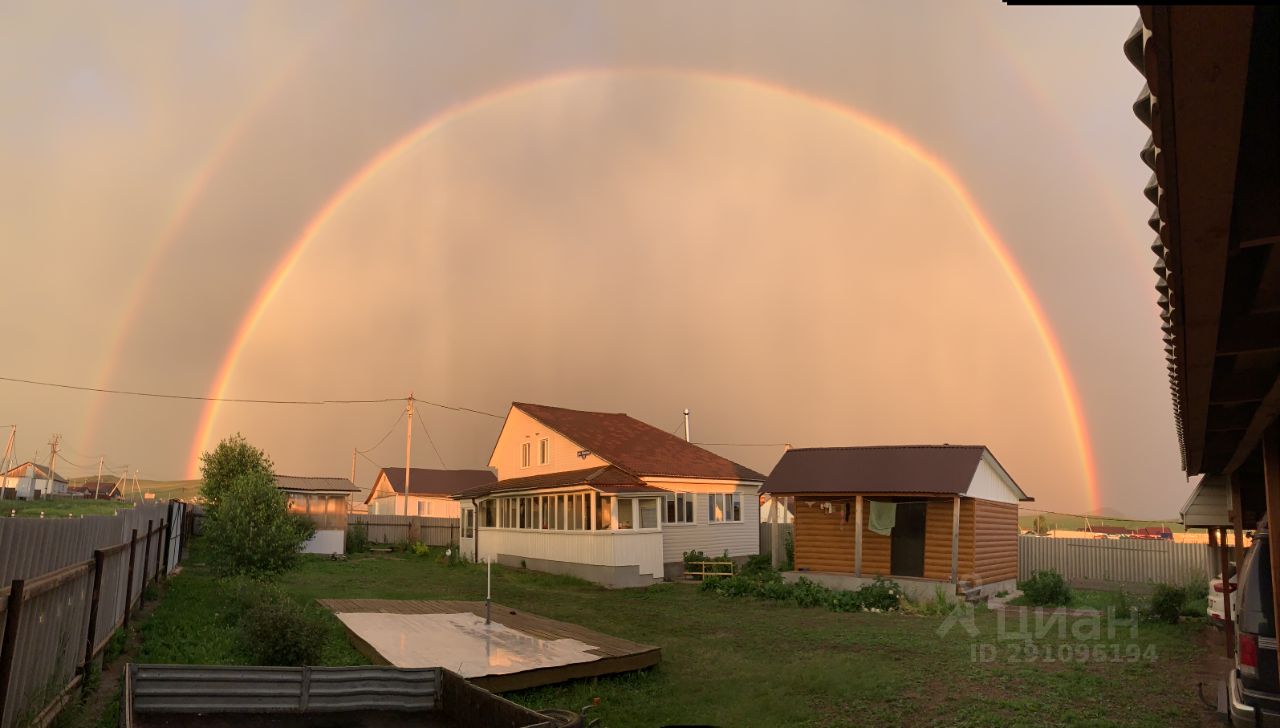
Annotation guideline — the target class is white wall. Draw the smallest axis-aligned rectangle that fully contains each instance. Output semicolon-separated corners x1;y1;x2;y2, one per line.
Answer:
476;528;663;578
647;480;761;563
369;494;460;517
303;529;345;555
488;406;609;480
967;456;1024;505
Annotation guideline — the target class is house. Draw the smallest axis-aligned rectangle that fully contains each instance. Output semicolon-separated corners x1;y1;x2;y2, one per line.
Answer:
1077;525;1132;537
761;445;1032;601
760;494;794;524
2;462;69;499
454;402;767;588
67;476;123;500
365;467;496;517
275;475;360;555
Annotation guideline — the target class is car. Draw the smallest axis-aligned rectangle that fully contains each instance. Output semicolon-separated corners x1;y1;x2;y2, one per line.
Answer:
1227;528;1280;726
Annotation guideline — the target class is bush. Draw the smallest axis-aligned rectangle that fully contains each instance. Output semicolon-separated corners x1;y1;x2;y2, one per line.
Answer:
199;434;274;509
1147;583;1187;624
791;577;833;608
346;523;370;553
237;585;327;666
857;577;904;611
783;529;794;570
1018;570;1073;607
741;554;774;578
203;470;315;577
410;542;430;556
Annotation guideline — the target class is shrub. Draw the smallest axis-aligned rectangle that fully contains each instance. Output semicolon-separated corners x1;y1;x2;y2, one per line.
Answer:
199;434;274;509
203;470;315;577
237;586;326;666
857;577;903;611
410;542;430;557
791;577;833;608
1147;584;1187;624
741;554;775;579
757;579;793;601
828;590;863;613
783;529;794;570
346;523;370;553
1018;570;1073;607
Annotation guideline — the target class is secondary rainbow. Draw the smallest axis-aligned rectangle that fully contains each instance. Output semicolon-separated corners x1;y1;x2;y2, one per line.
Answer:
185;67;1102;511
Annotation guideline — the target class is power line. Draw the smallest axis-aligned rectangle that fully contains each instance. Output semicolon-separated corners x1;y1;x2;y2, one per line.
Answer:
0;374;406;405
356;409;406;454
694;442;789;448
415;410;447;469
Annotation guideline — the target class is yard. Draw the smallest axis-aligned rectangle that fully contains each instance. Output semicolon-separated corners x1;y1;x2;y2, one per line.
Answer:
113;545;1220;728
1;496;133;518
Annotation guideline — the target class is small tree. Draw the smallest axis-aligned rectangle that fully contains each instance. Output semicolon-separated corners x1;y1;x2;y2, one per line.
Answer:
204;470;314;577
200;433;274;508
1032;514;1049;536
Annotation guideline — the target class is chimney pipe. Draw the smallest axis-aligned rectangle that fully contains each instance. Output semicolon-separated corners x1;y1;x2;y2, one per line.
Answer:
683;409;691;443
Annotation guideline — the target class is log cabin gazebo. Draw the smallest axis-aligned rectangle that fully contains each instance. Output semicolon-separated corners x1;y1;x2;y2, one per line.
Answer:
762;445;1033;602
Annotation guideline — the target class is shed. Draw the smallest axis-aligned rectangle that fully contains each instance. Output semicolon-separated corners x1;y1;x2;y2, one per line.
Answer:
275;475;359;555
761;445;1032;600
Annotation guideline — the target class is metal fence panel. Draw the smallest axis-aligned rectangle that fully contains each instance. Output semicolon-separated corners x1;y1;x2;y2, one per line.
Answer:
1018;535;1215;588
348;515;458;547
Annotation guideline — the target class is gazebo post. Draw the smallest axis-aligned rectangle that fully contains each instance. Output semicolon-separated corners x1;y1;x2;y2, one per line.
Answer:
1219;526;1235;658
853;495;863;578
1263;425;1280;690
1231;475;1246;567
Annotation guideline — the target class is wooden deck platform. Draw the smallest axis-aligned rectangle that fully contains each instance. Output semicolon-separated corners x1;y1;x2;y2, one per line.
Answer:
318;599;660;692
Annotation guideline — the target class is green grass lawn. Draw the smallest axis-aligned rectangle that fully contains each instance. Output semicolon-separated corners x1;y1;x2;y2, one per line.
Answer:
0;497;134;518
136;544;1213;728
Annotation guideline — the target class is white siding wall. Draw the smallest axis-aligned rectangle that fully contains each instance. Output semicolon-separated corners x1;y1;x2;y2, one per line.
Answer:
966;457;1023;505
368;495;460;518
303;529;345;555
653;482;761;563
476;528;663;577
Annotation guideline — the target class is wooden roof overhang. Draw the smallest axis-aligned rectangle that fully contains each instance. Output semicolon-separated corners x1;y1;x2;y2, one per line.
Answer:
1132;7;1280;478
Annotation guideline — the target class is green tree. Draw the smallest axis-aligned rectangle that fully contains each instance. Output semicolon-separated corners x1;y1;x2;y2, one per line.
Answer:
200;433;274;508
1032;514;1049;536
203;469;315;577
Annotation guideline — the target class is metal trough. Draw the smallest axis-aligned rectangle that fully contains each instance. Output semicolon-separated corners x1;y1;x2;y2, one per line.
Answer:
123;664;562;728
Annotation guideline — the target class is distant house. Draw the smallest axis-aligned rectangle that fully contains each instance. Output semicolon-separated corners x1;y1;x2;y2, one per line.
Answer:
365;468;497;517
454;402;767;587
2;462;70;500
275;475;360;555
67;476;123;500
1078;525;1133;537
761;445;1032;601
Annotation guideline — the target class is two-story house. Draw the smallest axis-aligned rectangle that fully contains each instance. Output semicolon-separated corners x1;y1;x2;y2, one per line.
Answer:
454;402;766;587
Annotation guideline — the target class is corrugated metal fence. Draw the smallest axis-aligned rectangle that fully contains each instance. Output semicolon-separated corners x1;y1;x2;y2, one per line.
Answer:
1019;535;1215;588
348;515;458;547
0;501;189;727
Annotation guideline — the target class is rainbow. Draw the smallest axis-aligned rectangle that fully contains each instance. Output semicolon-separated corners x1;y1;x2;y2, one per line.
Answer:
183;68;1101;510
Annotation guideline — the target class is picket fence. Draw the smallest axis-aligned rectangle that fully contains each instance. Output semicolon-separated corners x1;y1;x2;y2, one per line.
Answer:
0;501;189;727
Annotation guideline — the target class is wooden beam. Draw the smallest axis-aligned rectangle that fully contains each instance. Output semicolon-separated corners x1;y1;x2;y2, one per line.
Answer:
950;495;961;587
1233;475;1247;567
1264;426;1280;690
1220;527;1237;658
854;495;863;578
1226;374;1280;472
1217;313;1280;354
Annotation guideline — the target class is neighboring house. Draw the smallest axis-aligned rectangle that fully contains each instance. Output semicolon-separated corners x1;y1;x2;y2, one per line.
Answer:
1;462;69;499
365;467;497;517
454;402;767;588
275;475;360;555
761;445;1032;601
67;476;123;500
760;494;794;524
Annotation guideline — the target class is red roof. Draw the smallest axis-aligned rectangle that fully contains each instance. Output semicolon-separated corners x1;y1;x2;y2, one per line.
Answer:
453;466;663;500
513;402;766;482
371;467;496;501
1080;525;1132;535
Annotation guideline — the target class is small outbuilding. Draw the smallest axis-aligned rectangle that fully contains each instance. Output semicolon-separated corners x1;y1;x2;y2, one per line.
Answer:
761;445;1032;601
2;462;69;500
275;475;360;555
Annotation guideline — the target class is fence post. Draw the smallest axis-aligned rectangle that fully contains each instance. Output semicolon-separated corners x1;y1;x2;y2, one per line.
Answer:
154;519;164;580
124;528;138;628
163;515;173;578
0;579;26;721
83;550;106;680
140;520;153;606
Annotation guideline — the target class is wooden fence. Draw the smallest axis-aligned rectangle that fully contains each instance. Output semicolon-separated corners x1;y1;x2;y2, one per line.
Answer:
0;501;189;727
1019;535;1215;589
347;515;458;547
759;523;793;559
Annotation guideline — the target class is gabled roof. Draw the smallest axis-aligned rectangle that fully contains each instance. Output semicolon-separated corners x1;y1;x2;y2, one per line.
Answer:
760;445;1032;501
3;462;68;483
453;465;662;500
274;475;360;494
369;468;496;502
1180;474;1233;528
512;402;767;482
67;481;122;498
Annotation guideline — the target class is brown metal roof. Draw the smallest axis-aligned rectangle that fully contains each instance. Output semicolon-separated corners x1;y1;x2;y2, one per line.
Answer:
760;445;1030;501
3;461;68;483
374;467;496;499
452;465;662;500
512;402;767;482
274;475;360;493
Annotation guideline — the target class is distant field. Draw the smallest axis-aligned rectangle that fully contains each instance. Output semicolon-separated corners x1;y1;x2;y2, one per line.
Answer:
68;477;203;503
1018;511;1185;533
1;497;133;518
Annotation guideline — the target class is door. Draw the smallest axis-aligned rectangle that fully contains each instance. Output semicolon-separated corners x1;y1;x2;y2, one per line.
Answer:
890;502;927;577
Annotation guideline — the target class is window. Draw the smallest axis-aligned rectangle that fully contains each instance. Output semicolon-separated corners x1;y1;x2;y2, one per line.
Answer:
664;493;695;524
596;495;613;530
462;509;474;539
557;495;566;530
521;442;531;468
568;494;579;530
417;501;425;516
518;498;527;529
639;498;658;529
482;500;495;528
538;438;550;465
708;493;742;523
617;499;634;529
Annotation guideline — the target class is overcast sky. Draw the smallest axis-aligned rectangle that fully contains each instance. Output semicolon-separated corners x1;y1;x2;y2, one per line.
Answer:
0;2;1179;517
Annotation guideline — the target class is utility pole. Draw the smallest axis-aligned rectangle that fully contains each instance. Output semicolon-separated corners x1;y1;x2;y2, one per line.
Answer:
683;409;691;443
94;456;104;500
46;434;60;497
351;448;358;514
133;469;141;501
404;393;414;517
0;426;14;499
